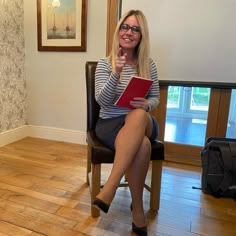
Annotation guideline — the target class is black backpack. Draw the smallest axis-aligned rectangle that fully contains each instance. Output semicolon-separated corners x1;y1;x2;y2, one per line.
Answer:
200;137;236;199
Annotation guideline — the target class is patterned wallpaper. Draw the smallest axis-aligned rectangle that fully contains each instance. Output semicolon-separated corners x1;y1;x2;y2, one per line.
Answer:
0;0;27;132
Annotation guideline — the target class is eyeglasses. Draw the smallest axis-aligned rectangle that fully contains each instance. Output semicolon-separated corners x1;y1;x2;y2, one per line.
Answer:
120;24;141;34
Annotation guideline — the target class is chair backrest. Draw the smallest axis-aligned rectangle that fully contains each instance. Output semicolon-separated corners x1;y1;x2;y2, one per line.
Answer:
86;61;99;131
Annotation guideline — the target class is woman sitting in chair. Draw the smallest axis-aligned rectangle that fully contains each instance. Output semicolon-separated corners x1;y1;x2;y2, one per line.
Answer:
93;9;160;236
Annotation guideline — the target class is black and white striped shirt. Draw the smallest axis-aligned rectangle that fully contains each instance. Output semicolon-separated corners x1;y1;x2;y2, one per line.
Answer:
95;57;160;119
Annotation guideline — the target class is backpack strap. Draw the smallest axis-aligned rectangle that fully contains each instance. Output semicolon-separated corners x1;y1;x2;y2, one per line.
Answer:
215;142;233;193
228;142;236;197
229;142;236;174
229;142;236;156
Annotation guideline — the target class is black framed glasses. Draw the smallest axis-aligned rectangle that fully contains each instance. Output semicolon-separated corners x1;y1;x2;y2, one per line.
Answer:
120;24;141;34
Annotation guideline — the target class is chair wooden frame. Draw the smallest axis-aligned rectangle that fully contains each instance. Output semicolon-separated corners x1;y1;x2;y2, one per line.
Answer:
86;61;164;217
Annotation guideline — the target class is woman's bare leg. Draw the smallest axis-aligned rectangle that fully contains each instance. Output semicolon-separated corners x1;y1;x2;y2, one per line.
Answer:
126;136;151;227
95;109;153;205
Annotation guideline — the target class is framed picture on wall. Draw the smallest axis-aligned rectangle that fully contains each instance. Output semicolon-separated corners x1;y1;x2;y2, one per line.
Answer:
37;0;87;52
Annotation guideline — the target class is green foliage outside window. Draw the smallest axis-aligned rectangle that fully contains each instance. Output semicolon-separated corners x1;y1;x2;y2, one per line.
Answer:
167;86;180;106
192;87;210;106
167;86;210;107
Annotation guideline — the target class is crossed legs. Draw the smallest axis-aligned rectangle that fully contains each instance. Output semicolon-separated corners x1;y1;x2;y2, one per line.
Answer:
126;137;150;227
94;109;153;226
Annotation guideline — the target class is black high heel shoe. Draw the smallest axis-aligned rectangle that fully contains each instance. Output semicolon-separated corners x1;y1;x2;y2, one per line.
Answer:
130;203;148;235
92;198;110;213
132;222;147;236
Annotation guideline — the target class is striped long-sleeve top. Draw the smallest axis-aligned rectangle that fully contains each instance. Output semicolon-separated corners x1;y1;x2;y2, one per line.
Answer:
95;57;160;119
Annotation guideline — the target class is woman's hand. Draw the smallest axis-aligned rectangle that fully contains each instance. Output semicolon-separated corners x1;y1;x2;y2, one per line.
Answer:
129;97;149;111
113;47;127;77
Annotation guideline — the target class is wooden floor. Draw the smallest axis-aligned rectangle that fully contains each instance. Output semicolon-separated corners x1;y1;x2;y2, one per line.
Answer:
0;138;236;236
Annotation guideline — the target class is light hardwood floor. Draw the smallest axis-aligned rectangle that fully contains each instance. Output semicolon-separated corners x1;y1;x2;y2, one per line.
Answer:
0;137;235;236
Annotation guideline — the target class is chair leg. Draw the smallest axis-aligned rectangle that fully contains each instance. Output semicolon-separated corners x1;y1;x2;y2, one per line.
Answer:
86;146;92;185
150;160;163;211
91;163;101;217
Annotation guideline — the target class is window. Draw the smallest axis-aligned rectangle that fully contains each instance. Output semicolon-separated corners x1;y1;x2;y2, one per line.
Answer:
165;86;211;146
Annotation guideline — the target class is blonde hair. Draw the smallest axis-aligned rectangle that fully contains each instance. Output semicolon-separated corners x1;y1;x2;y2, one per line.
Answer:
110;10;151;79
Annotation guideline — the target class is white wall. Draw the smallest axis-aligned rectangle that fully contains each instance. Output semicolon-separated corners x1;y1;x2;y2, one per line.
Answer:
24;1;107;141
122;0;236;83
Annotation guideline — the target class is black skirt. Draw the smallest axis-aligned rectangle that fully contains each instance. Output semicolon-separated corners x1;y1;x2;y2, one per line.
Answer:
95;114;158;150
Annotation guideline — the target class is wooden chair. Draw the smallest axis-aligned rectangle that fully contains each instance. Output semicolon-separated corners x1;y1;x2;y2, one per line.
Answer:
86;61;164;217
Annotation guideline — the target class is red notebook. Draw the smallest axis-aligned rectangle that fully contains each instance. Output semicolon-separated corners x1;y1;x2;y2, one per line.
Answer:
115;76;153;109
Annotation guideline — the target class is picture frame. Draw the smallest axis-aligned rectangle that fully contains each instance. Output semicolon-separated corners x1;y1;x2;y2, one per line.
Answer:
37;0;87;52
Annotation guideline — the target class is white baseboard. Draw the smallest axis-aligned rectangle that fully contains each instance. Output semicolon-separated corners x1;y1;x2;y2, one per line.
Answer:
0;125;29;147
28;125;86;145
0;125;87;147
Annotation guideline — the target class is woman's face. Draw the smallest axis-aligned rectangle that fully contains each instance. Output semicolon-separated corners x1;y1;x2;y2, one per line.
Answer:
119;15;142;51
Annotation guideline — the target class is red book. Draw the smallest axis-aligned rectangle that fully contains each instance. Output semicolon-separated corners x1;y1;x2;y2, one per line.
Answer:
115;76;153;109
